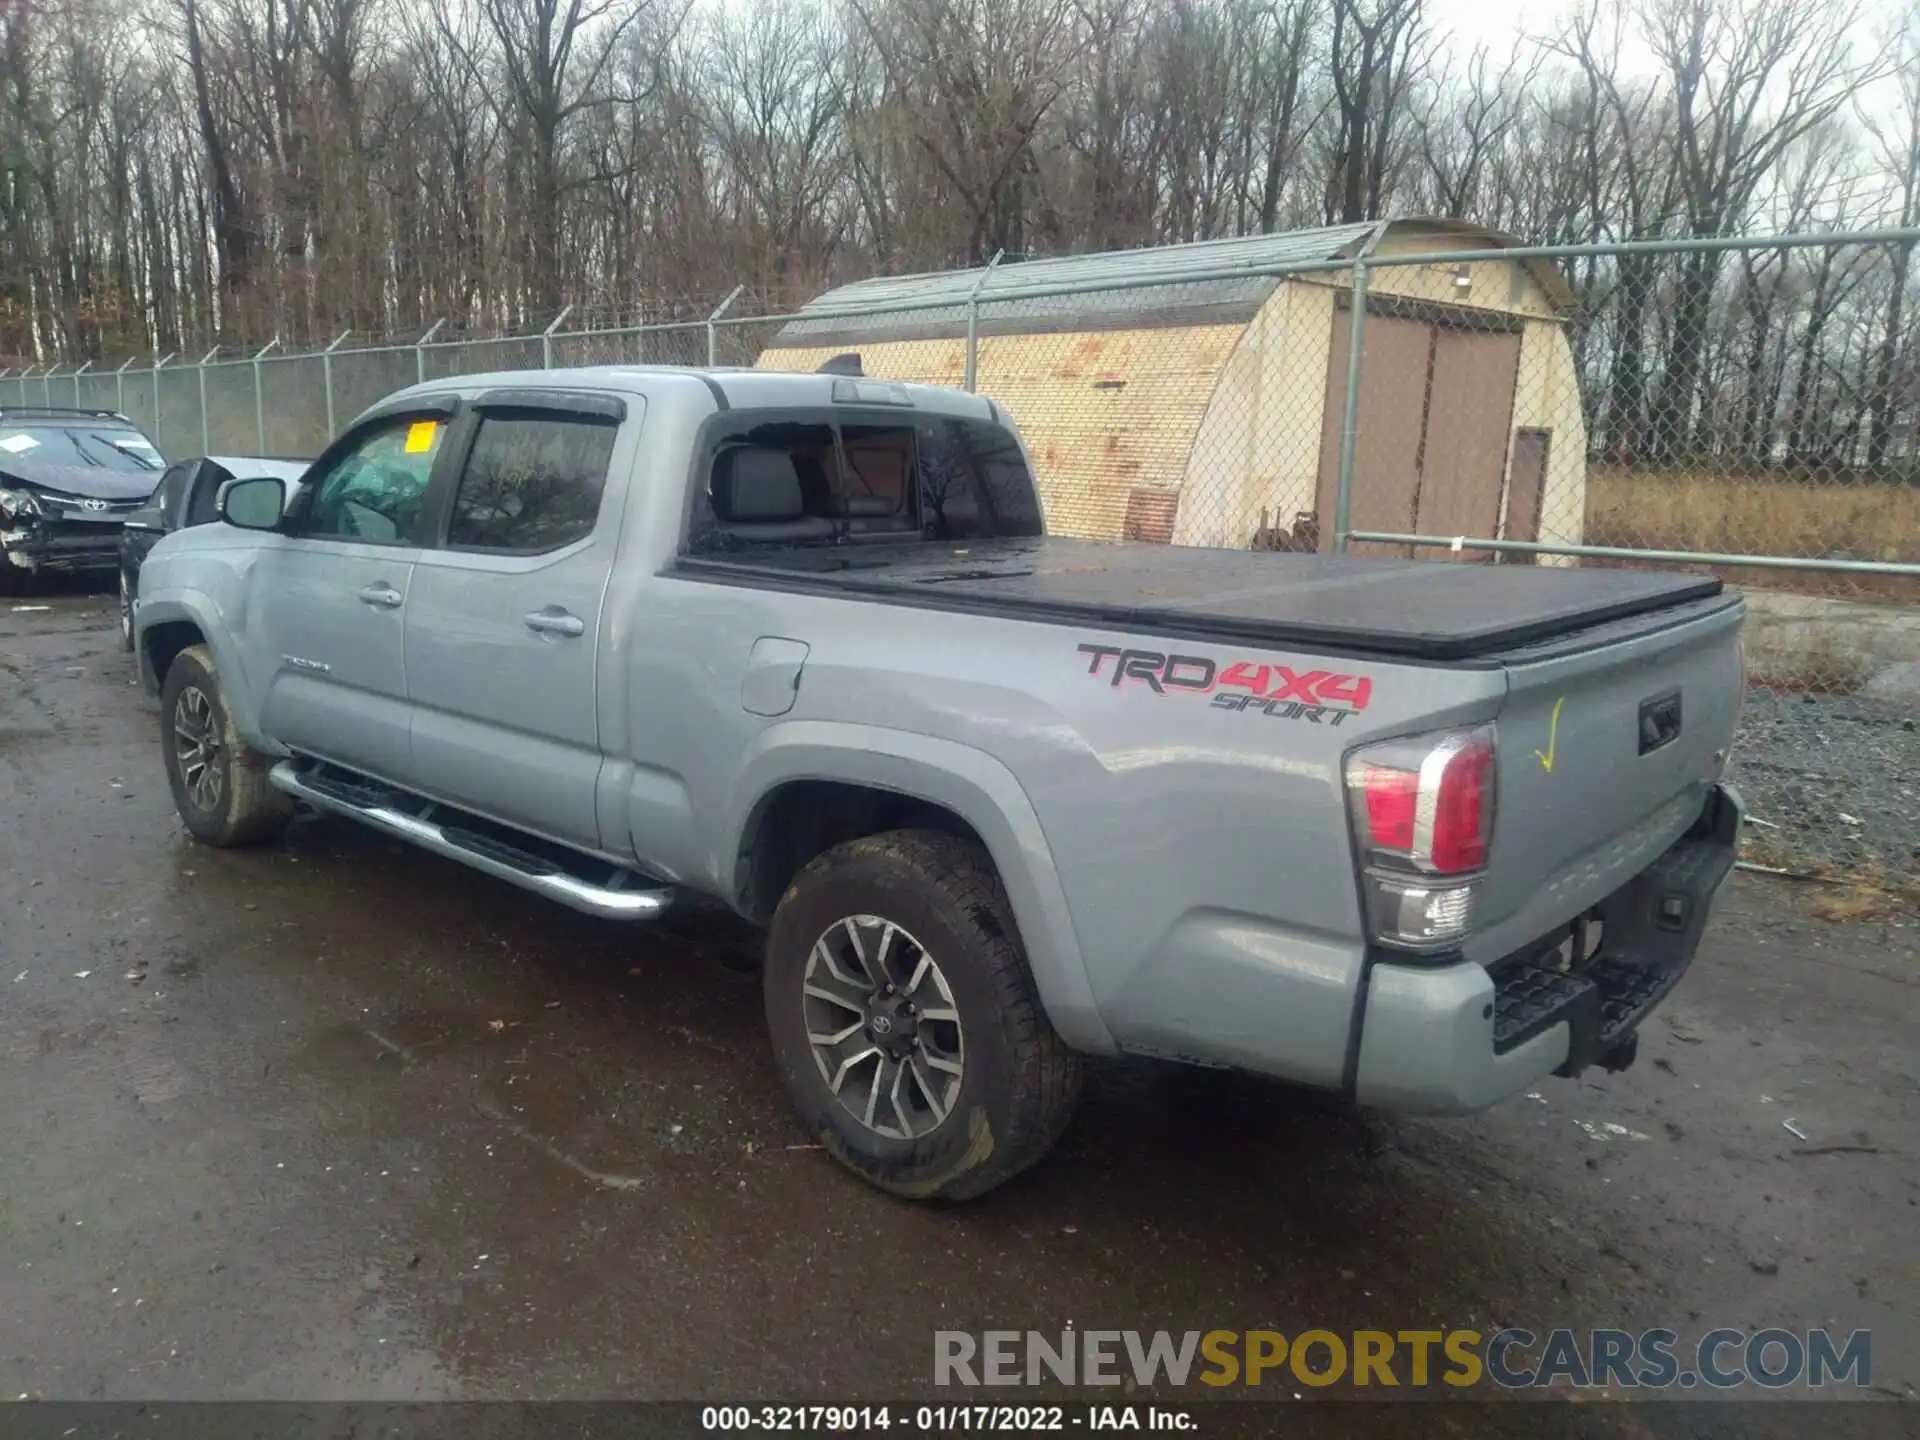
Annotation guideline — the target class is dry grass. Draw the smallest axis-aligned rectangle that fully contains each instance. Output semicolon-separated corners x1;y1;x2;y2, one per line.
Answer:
1743;634;1873;695
1806;885;1912;923
1742;835;1920;900
1584;468;1920;601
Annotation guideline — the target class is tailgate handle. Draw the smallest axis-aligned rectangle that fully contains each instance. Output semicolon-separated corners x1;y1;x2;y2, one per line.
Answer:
1638;691;1682;755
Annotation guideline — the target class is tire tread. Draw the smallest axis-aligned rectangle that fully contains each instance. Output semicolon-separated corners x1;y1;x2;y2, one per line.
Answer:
772;828;1081;1200
161;644;293;847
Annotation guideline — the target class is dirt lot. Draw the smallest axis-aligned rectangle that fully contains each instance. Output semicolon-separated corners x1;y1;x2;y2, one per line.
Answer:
1;591;1916;1431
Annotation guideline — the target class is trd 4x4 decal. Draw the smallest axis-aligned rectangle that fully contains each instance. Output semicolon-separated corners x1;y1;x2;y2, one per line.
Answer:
1075;643;1373;727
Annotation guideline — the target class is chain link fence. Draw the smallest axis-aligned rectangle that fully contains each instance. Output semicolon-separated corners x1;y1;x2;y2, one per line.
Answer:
3;229;1915;890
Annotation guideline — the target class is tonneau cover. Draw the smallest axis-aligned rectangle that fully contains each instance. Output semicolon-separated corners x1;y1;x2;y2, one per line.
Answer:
674;537;1726;662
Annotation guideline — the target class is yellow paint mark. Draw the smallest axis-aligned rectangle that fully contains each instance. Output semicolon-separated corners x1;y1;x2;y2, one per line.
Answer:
1534;695;1565;773
404;420;438;454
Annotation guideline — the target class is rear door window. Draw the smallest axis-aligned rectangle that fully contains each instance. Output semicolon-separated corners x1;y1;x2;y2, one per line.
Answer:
445;410;617;553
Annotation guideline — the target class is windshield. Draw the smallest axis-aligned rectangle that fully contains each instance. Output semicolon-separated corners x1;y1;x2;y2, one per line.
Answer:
0;424;164;473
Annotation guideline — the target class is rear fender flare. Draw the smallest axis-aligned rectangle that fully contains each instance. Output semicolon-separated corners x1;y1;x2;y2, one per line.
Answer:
724;720;1115;1055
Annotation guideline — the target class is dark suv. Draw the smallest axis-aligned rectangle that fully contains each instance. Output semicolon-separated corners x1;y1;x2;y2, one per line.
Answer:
0;408;166;592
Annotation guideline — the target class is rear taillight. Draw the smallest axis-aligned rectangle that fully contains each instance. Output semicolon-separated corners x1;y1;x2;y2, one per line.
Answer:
1344;726;1496;952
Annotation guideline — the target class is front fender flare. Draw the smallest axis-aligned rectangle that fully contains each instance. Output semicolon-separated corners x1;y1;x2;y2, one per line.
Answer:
725;721;1115;1055
134;589;277;752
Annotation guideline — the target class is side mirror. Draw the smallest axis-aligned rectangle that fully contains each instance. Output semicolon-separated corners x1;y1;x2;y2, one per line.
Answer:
219;476;287;531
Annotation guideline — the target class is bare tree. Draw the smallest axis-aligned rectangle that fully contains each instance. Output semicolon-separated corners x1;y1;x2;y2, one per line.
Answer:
1545;0;1682;459
456;0;657;311
1414;43;1540;219
849;0;1075;263
178;0;254;303
1323;0;1427;223
1247;0;1319;233
1644;0;1883;459
1861;4;1920;470
705;0;848;284
0;0;1910;449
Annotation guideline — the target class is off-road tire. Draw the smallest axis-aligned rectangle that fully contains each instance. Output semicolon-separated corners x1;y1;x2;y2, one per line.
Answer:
160;644;294;847
764;829;1082;1200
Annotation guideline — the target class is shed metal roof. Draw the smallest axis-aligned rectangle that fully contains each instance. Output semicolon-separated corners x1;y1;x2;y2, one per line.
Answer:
769;218;1572;348
813;221;1382;310
772;222;1380;347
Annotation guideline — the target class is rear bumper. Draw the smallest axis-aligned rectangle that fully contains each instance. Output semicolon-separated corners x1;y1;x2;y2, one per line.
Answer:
1351;784;1742;1114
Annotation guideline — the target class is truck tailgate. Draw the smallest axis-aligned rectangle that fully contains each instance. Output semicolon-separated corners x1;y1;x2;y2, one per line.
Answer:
1466;594;1746;964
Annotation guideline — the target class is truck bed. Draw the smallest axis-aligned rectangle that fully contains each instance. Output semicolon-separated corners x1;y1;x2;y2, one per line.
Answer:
673;537;1728;662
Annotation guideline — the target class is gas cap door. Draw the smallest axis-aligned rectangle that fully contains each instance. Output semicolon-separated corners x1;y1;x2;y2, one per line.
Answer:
741;636;810;717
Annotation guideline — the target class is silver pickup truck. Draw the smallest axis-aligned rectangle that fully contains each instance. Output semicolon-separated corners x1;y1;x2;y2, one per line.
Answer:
134;366;1745;1200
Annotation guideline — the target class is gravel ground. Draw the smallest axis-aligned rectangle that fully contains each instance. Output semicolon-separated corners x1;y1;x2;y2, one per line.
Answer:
1728;689;1919;888
3;592;1919;1431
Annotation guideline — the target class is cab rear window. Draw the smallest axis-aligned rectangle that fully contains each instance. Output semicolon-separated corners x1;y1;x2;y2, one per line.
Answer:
686;412;1041;553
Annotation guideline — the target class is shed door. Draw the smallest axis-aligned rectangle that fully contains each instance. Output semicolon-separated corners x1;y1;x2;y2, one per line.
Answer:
1503;428;1552;557
1315;301;1523;560
1315;311;1431;558
1413;327;1522;561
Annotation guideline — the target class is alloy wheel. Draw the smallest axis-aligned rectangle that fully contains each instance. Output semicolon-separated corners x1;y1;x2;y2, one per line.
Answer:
173;685;225;813
802;915;965;1139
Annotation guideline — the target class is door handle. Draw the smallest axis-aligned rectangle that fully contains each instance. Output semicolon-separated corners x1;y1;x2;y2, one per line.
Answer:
1638;690;1683;755
524;608;586;638
357;583;404;609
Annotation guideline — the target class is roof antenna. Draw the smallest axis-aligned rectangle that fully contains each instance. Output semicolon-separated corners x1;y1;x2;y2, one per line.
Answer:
817;353;863;377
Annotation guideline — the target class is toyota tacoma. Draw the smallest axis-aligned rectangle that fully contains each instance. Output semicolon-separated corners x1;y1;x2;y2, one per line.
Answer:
132;366;1746;1199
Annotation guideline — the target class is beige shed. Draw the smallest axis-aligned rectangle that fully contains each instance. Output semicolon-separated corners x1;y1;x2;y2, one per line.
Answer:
756;219;1585;559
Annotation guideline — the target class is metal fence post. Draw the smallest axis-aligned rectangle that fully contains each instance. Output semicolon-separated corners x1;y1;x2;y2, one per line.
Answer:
252;338;278;451
1331;259;1371;555
963;250;1005;393
72;359;92;407
116;357;135;416
42;364;55;407
706;285;745;367
321;330;351;440
415;319;444;386
152;353;175;447
542;306;574;371
197;347;219;453
0;366;10;407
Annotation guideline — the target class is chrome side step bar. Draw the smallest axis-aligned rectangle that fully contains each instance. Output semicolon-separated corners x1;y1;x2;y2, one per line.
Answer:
269;760;674;921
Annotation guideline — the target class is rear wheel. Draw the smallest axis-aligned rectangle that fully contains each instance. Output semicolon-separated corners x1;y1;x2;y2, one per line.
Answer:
764;830;1081;1200
160;644;293;847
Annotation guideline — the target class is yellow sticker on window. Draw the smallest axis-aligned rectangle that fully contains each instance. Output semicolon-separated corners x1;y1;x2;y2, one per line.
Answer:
404;420;438;454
